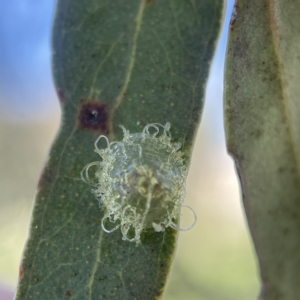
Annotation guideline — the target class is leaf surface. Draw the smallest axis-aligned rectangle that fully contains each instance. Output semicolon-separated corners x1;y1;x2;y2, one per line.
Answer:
15;0;223;299
226;1;300;299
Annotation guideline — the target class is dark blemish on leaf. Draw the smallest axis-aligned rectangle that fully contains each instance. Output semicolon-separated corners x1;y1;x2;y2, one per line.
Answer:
19;266;24;280
78;102;109;133
291;212;298;220
145;0;155;5
230;4;238;30
38;167;53;189
65;289;72;297
283;228;289;236
57;88;65;103
250;129;262;139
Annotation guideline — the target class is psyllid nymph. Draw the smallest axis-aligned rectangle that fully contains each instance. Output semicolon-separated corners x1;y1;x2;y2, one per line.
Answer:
81;123;196;244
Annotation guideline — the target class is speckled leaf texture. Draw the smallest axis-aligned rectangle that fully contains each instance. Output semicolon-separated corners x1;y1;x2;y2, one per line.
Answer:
226;1;300;299
15;1;223;300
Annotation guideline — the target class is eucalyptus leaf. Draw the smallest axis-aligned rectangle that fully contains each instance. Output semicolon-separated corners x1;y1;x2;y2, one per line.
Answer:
226;1;300;299
15;0;223;299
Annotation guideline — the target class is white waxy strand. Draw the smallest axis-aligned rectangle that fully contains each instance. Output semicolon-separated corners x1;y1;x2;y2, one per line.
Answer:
94;135;109;153
81;122;196;244
178;205;197;231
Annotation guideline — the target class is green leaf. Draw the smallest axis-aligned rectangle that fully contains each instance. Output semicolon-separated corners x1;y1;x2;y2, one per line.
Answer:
15;0;223;299
225;1;300;299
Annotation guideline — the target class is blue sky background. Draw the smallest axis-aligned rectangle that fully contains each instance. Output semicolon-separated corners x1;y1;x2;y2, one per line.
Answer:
0;0;57;120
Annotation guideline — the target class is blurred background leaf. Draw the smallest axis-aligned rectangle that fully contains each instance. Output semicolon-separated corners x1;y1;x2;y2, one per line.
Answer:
226;0;300;298
0;0;259;299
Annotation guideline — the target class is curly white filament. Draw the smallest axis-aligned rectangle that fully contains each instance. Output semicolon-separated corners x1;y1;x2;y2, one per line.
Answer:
81;122;197;244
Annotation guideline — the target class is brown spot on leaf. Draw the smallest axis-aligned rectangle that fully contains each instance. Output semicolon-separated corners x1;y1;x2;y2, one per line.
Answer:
19;266;24;280
145;0;155;4
78;101;109;132
65;289;72;297
230;4;238;30
57;88;65;103
38;167;53;189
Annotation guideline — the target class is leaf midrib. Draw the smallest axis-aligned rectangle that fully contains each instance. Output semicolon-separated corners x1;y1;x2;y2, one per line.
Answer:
268;0;300;180
109;0;146;136
86;1;146;297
